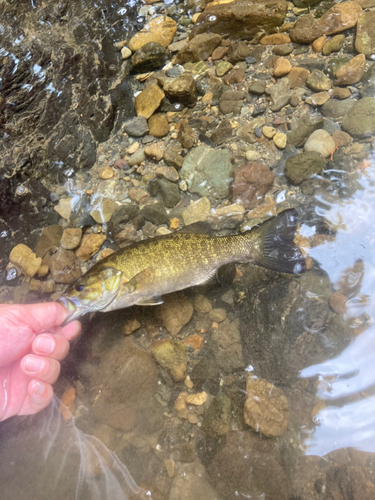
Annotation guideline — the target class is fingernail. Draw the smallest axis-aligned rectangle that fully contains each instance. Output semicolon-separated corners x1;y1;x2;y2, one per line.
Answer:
25;356;45;373
31;380;46;396
35;335;55;354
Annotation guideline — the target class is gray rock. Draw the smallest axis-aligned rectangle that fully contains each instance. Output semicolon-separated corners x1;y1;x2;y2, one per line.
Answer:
321;99;355;120
180;145;233;199
108;204;140;238
342;97;375;138
267;77;290;111
360;63;375;97
163;73;197;108
287;113;325;147
355;11;375;57
306;70;332;91
123;116;149;137
325;57;351;79
203;395;233;439
248;80;267;95
304;129;335;158
147;178;181;208
129;42;169;74
164;144;184;168
285;151;326;185
140;203;169;225
219;90;246;115
323;119;341;135
210;120;233;145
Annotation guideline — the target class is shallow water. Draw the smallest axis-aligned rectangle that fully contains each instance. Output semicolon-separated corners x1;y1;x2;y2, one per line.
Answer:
1;0;375;499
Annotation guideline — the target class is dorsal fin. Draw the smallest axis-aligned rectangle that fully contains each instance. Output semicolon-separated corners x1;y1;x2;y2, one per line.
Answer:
179;221;213;236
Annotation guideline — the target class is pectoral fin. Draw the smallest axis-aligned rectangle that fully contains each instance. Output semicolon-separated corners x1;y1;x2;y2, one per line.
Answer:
136;295;164;306
123;268;154;294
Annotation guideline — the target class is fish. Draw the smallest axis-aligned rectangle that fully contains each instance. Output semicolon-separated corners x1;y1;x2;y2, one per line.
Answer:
57;208;306;324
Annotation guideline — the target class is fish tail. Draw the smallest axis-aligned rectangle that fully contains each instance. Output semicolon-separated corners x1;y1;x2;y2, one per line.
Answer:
247;208;306;274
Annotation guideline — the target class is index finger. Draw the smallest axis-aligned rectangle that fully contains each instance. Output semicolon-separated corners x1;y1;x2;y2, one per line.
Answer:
23;302;71;332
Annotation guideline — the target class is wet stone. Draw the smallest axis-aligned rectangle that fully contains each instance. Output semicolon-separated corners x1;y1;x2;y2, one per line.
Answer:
35;225;63;258
90;197;118;224
202;394;233;439
193;294;212;314
177;122;196;149
273;132;287;149
260;33;291;45
267;77;290;111
216;61;233;77
285;151;326;185
355;11;375;57
148;113;169;138
312;35;327;53
76;234;106;262
306;70;332;92
147;178;181;208
175;33;222;64
128;148;146;167
49;248;81;284
108;204;140;239
54;197;73;221
152;339;187;382
290;14;324;44
244;375;290;437
98;166;114;179
182;197;211;226
209;308;227;323
129;42;169;74
160;294;194;336
169;463;219;500
273;57;291;78
304;129;335;158
319;1;363;36
273;44;293;56
210;120;232;145
128;16;177;52
123;116;149;138
9;244;42;280
322;34;345;56
61;228;82;250
223;67;245;85
207;203;245;230
156;166;179;183
342;97;375;138
287;113;324;149
135;84;165;120
231;162;274;209
164;144;184;169
331;86;351;99
335;54;366;86
321;98;355;120
219;90;246;115
163;74;197;108
145;141;165;162
306;91;330;106
227;41;252;63
332;130;351;147
249;80;266;95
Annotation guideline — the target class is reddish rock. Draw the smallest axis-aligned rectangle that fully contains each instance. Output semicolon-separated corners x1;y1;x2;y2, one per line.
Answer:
319;1;363;36
290;15;323;44
231;162;274;209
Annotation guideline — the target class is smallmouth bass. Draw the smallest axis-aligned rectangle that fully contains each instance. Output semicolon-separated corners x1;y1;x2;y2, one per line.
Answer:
58;209;305;323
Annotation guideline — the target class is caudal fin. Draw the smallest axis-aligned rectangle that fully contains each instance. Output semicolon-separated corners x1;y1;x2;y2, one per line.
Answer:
251;209;306;275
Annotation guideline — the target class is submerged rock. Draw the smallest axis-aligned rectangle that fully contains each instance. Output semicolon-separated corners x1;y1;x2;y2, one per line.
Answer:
128;16;177;52
175;33;222;64
9;244;42;280
34;225;63;258
151;339;187;382
76;234;106;261
285;151;326;185
123;116;149;138
231;162;274;209
342;97;375;138
129;42;169;74
334;54;366;85
203;394;233;439
319;1;363;36
48;248;81;284
160;294;194;336
60;228;82;250
164;74;197;108
355;11;375;57
135;85;165;119
182;197;211;226
304;129;335;158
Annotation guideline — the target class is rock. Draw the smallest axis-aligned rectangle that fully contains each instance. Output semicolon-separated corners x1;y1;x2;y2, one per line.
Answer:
148;113;170;138
321;98;355;120
304;129;335;158
209;308;227;323
123;116;149;137
227;41;253;63
135;85;165;119
287;113;324;147
186;391;207;405
262;126;276;139
121;46;132;60
99;166;114;179
329;291;348;314
285;151;326;185
108;204;140;238
159;294;194;336
54;197;72;221
207;204;245;230
128;187;151;205
312;35;327;53
231;162;274;209
193;0;288;41
139;203;169;226
319;1;363;36
244;375;289;437
164;144;184;169
180;146;233;199
203;395;233;438
76;234;106;261
128;16;177;52
61;228;82;250
267;77;290;111
128;148;146;167
260;33;291;45
273;57;291;77
35;225;63;258
194;294;212;313
48;248;81;284
219;90;246;115
169;463;220;500
182;197;211;226
287;67;310;88
207;431;291;500
147;178;181;208
163;74;197;107
129;42;169;74
175;33;222;64
90;337;159;431
210;120;232;145
216;61;233;77
152;339;187;382
334;54;366;85
325;56;351;79
306;70;332;91
90;197;118;223
306;91;330;106
331;86;351;99
355;12;375;57
290;14;323;44
273;44;293;56
342;97;375;138
322;34;345;56
145;141;165;162
249;80;266;95
156;166;179;183
178;122;196;149
9;244;42;279
273;132;287;149
332;130;351;147
123;318;142;335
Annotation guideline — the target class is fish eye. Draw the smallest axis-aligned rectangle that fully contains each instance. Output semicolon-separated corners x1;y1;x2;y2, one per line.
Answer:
75;284;85;292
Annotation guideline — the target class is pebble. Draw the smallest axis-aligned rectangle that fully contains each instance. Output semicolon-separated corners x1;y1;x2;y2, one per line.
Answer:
186;392;207;406
329;292;348;314
260;33;291;45
334;53;365;86
312;35;327;53
90;197;118;224
98;166;114;179
332;130;351;147
156;166;179;183
9;244;41;279
49;248;81;284
40;279;56;294
134;84;165;119
175;391;189;412
287;67;310;89
160;294;194;336
306;91;330;106
285;151;326;185
194;294;212;313
209;308;227;323
231;162;274;209
127;142;140;155
342;97;375;138
123;318;142;335
152;339;187;382
182;197;211;226
273;57;291;78
76;234;106;261
216;61;233;77
124;117;149;138
184;375;194;389
54;197;72;221
244;375;290;437
128;148;146;167
273;132;287;149
128;16;177;52
61;228;82;250
148;113;170;138
319;1;363;36
306;70;332;92
163;73;197;108
145;141;165;161
322;34;345;56
304;129;336;158
355;11;375;56
121;47;132;60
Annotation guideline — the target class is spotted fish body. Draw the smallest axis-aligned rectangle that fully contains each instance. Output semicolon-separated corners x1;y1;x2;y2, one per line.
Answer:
58;209;305;323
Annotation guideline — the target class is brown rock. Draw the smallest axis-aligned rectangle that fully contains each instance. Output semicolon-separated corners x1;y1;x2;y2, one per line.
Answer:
332;130;351;147
330;86;351;99
355;11;375;56
177;122;196;149
128;16;177;52
148;113;170;138
159;294;194;336
273;57;291;78
163;74;197;107
128;187;151;204
334;54;366;86
287;67;310;88
260;33;291;45
123;318;142;335
145;141;165;161
290;14;324;44
9;244;42;279
61;228;82;250
226;41;252;63
319;1;363;36
211;46;229;60
156;166;179;182
49;248;81;283
312;35;327;53
219;90;246;115
34;225;63;258
231;162;274;210
223;67;245;85
76;234;106;262
99;166;114;179
244;375;290;437
192;0;288;41
175;33;222;64
329;292;348;314
306;91;330;106
306;70;332;91
322;34;345;56
164;144;184;169
152;338;187;381
135;84;165;119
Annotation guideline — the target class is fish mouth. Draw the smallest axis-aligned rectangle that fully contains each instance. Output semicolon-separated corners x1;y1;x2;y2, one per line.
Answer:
57;297;82;325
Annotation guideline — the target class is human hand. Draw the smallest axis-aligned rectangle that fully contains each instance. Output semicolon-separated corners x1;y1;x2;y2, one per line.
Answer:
0;302;81;422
